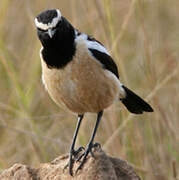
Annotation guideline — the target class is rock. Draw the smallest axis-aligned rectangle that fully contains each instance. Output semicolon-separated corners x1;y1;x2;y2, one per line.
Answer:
0;147;141;180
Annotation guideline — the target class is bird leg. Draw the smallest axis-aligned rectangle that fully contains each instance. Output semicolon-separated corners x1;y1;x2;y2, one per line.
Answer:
76;111;103;174
64;114;84;176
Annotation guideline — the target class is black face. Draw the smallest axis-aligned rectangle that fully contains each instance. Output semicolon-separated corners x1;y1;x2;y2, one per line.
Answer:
36;16;75;48
36;23;58;47
35;10;76;69
36;11;59;46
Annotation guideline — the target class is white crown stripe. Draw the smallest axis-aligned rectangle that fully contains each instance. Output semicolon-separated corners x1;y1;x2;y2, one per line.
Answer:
35;9;61;30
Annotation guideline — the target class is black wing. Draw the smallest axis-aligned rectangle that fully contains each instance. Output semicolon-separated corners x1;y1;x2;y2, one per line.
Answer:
88;48;119;79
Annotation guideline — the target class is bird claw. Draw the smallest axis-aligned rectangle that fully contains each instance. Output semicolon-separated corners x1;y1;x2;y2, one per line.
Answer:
76;142;100;162
93;142;101;149
73;146;85;158
75;142;101;174
63;146;85;176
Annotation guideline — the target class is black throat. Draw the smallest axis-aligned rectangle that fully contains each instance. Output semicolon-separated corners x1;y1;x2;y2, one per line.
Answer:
40;17;76;69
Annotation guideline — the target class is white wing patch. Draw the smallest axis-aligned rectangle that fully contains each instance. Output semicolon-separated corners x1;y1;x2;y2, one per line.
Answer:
75;31;110;56
86;40;110;55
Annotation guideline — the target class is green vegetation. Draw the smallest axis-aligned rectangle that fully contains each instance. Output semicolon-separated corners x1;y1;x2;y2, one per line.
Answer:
0;0;178;179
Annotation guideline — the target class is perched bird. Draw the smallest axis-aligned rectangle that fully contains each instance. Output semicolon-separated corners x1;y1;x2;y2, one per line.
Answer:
34;9;153;175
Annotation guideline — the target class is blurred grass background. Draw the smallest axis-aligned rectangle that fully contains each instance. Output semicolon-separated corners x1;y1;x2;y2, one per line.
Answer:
0;0;179;179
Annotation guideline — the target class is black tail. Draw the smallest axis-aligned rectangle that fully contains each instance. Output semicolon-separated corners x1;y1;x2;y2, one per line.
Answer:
120;85;153;114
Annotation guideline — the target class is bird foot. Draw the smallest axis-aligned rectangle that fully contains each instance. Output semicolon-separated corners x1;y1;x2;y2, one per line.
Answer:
75;142;101;174
63;146;85;176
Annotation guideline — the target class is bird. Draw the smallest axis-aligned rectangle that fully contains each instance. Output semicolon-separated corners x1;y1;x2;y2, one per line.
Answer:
34;9;153;175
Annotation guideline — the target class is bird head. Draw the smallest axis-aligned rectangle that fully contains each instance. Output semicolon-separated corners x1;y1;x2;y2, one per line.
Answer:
35;9;75;49
35;9;61;39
